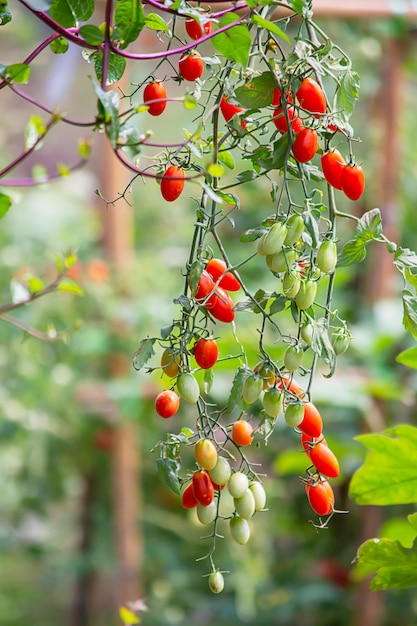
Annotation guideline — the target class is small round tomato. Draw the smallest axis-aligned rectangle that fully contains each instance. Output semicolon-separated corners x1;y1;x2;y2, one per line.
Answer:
220;96;246;128
230;515;250;545
194;338;219;369
249;481;266;511
231;420;254;447
185;17;211;40
316;240;338;274
309;442;340;478
208;570;224;594
272;106;303;134
341;163;365;201
284;344;304;373
284;214;305;246
161;348;180;378
160;165;185;202
176;372;200;403
181;482;198;509
321;149;346;190
210;287;235;323
305;479;335;516
262;388;283;418
192;470;215;506
228;472;249;498
143;81;167;116
295;279;317;310
296;77;326;115
206;258;241;291
193;270;216;308
195;438;218;471
179;50;204;81
293;128;318;163
299;402;323;438
155;389;180;418
209;457;232;487
242;375;263;405
234;489;255;520
284;402;305;428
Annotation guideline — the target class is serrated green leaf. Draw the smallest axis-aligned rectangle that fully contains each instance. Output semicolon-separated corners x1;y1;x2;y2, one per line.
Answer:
133;337;156;370
144;13;170;32
24;115;46;150
218;150;235;170
396;345;417;369
235;71;277;109
240;226;266;243
56;278;84;296
50;0;94;27
269;294;287;315
302;211;320;249
0;192;12;218
79;24;104;45
355;537;417;591
402;291;417;340
0;1;12;25
337;238;367;267
334;69;360;123
250;14;290;44
349;424;417;505
119;607;140;624
91;50;126;86
212;13;251;67
394;247;417;271
92;80;120;146
50;37;69;54
156;457;180;495
115;0;145;48
356;208;382;241
226;366;247;414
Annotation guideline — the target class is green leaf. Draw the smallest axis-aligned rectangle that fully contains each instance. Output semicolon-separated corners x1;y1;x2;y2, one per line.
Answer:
118;124;142;159
27;276;45;294
56;278;84;296
218;150;235;170
144;13;170;32
188;259;204;295
2;63;30;84
0;1;12;25
234;289;271;314
302;210;320;249
79;24;104;45
207;163;225;177
115;0;145;48
156;457;181;495
24;115;46;150
119;607;140;625
355;536;417;591
132;337;156;370
269;294;287;315
50;37;69;54
0;192;12;218
91;50;126;85
334;69;360;122
50;0;94;27
212;13;251;67
396;345;417;369
240;226;266;243
356;208;382;241
203;367;214;394
290;0;308;15
337;238;367;267
349;424;417;505
394;247;417;271
235;71;277;109
183;93;197;110
236;170;257;183
92;80;120;146
226;366;247;414
402;291;417;340
250;14;290;44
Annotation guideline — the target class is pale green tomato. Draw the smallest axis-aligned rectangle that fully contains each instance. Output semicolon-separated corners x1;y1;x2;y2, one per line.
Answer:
228;472;249;498
301;322;314;346
256;233;268;256
249;481;266;511
331;332;350;355
284;344;304;372
230;515;250;545
284;214;305;246
209;457;231;486
316;240;337;274
234;489;255;519
266;249;297;273
197;500;217;525
282;271;301;298
284;402;305;427
262;222;288;256
295;279;317;310
242;375;263;404
177;372;200;403
262;388;283;418
209;571;224;594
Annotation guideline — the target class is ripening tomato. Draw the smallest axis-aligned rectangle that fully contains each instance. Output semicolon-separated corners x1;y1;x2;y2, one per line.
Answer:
220;96;246;128
293;128;318;163
262;388;283;418
272;87;294;107
296;77;326;115
155;389;180;418
316;240;338;274
282;271;301;298
309;442;340;478
285;402;305;428
261;222;288;256
210;287;235;323
228;472;249;498
277;373;304;399
301;432;327;451
193;270;216;308
231;420;254;447
181;482;198;509
143;81;167;117
160;165;185;202
161;348;180;377
230;515;250;544
266;249;297;274
299;402;323;438
272;106;304;134
197;500;217;525
192;470;215;506
206;258;241;291
185;17;212;40
194;438;218;471
234;489;255;520
208;571;224;594
253;361;276;390
321;149;346;190
341;163;365;201
305;479;335;516
331;331;350;355
179;50;204;81
194;338;219;369
301;322;314;346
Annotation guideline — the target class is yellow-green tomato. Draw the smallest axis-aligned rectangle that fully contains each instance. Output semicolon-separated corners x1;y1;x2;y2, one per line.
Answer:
209;457;231;487
262;222;288;256
197;500;217;525
242;375;263;405
266;249;297;273
295;279;317;310
234;489;255;520
194;438;218;471
249;481;266;511
177;372;200;403
284;402;305;428
284;214;305;246
230;515;250;545
209;571;224;594
301;322;314;346
282;271;301;298
316;240;337;274
262;388;283;418
228;472;249;498
256;233;268;256
331;331;351;355
284;344;304;373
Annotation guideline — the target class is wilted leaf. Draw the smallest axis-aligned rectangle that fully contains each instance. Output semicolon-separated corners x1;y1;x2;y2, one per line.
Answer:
132;337;156;370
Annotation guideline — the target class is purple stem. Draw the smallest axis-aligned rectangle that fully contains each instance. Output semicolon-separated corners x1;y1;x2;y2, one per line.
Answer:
0;160;87;187
0;33;60;90
114;149;202;181
0;119;56;179
101;0;114;89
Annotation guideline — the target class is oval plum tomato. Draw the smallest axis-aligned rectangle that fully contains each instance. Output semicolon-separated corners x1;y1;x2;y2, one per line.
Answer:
208;571;224;594
331;331;350;355
262;388;283;418
305;479;335;516
161;348;180;377
295;279;317;310
230;515;250;545
185;17;212;40
228;472;249;498
194;338;219;369
262;222;288;256
176;372;200;403
293;128;318;163
234;489;255;520
197;500;217;525
155;389;180;418
206;258;241;291
316;240;337;274
277;373;304;399
194;438;218;471
272;106;303;134
296;77;326;115
242;375;263;405
285;402;305;428
249;481;266;511
341;163;365;201
272;87;294;107
309;442;340;478
282;271;301;298
209;457;232;487
253;361;276;390
321;149;346;190
192;470;215;506
220;96;246;128
143;81;167;117
301;433;327;451
160;165;185;202
193;270;216;308
179;50;204;81
231;420;254;447
210;287;235;323
298;402;323;438
267;249;297;274
284;344;304;372
284;213;305;246
181;482;198;509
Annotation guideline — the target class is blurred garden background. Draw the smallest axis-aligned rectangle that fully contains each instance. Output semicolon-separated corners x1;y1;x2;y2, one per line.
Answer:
1;2;417;625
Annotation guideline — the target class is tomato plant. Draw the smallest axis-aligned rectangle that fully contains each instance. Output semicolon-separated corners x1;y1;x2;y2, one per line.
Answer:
293;128;319;163
194;338;219;369
206;258;241;291
296;77;327;115
231;420;254;447
305;479;335;517
321;149;346;190
178;50;204;81
143;81;167;117
161;348;180;378
185;17;212;40
341;163;366;201
192;470;215;506
155;390;180;418
160;165;185;202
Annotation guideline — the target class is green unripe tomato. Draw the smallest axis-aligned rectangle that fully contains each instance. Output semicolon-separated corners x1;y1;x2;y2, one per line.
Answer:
282;271;301;298
256;232;268;256
177;372;200;403
284;344;304;372
316;240;337;274
249;481;266;511
228;472;249;498
209;457;232;487
266;249;297;274
295;279;317;310
331;332;350;355
230;515;250;545
301;322;314;346
197;500;217;525
209;571;225;594
284;214;305;246
234;489;256;519
262;388;283;418
262;222;288;256
242;375;263;405
284;402;305;427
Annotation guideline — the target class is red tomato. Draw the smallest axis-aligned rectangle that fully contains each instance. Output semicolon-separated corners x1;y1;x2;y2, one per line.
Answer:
277;374;305;399
155;389;180;418
192;470;215;506
193;270;216;308
178;50;204;81
309;442;340;478
143;81;167;117
160;165;185;202
194;338;219;369
272;106;303;134
181;482;198;509
305;479;335;516
301;433;327;451
341;164;365;201
231;420;254;447
321;149;346;190
185;17;211;40
272;87;294;107
206;258;241;291
219;96;246;129
296;77;326;115
298;402;323;438
293;128;318;163
210;286;235;323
